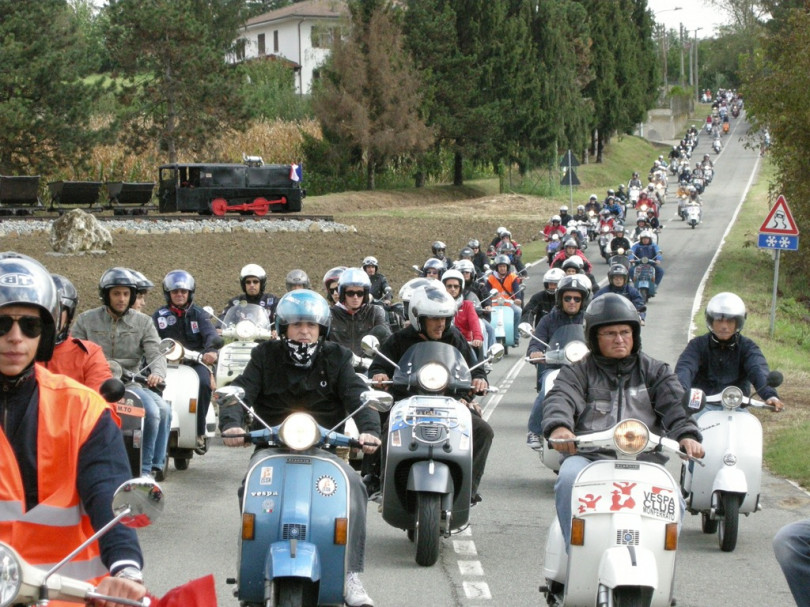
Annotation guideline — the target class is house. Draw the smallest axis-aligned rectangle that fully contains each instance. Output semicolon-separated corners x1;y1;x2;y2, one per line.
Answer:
235;0;349;95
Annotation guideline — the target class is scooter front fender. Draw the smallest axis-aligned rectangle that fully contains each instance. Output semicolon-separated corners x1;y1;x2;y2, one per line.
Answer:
598;546;659;590
265;540;321;581
407;460;453;495
712;466;748;497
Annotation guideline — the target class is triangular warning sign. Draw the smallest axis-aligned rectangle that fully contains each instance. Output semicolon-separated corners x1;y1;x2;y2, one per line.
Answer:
759;195;799;235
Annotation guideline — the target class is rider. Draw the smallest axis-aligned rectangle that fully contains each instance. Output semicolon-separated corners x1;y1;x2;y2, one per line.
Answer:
285;269;311;291
551;238;593;274
72;267;172;480
0;254;147;603
542;294;704;549
362;256;391;303
421;257;446;280
628;171;643;190
154;270;220;453
442;269;485;355
525;275;590;450
572;205;589;223
608;224;632;256
323;266;347;305
223;264;279;321
369;284;494;503
468;239;490;275
495;229;525;273
674;292;784;413
431;240;452;271
543;215;567;241
630;231;664;293
44;274;112;393
520;267;565;327
219;290;381;607
486;254;523;344
558;205;572;227
328;267;391;362
129;269;154;313
593;264;646;325
584;194;601;214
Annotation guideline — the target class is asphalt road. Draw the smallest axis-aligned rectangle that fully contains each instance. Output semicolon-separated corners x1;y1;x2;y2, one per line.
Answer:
137;117;810;607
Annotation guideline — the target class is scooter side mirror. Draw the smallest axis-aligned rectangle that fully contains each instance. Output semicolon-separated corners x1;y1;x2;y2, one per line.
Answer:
108;360;123;379
158;338;177;356
487;343;505;363
213;385;246;408
518;322;534;338
99;378;126;403
361;335;380;357
360;389;393;413
112;477;164;529
203;305;216;316
767;370;784;388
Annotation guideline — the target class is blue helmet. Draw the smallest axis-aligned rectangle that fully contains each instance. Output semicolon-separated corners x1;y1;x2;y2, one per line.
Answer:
275;289;331;338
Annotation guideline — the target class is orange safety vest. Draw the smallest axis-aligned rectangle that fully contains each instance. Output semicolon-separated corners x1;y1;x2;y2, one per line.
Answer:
487;273;520;299
0;366;110;590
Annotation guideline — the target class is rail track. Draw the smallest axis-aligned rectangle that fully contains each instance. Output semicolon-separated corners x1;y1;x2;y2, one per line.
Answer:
0;210;335;223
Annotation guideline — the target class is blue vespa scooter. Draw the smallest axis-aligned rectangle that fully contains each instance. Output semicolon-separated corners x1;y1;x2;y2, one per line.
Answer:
214;385;392;607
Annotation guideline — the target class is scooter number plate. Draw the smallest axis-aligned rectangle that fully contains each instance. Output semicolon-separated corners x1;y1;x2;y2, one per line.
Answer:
114;402;146;418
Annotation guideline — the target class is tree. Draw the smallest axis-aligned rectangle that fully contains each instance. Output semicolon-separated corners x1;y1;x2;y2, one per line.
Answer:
312;1;433;190
106;0;250;163
0;0;105;175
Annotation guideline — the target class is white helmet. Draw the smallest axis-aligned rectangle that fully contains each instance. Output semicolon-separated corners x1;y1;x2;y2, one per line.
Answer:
240;263;267;292
496;226;507;236
639;230;654;241
551;214;561;223
543;268;565;290
705;292;746;333
408;284;457;334
398;277;432;303
441;268;465;291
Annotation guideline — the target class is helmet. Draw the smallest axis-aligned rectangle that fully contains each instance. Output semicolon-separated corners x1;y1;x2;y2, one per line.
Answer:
607;189;615;196
337;267;371;303
468;239;481;249
322;266;347;292
600;208;611;217
589;194;598;201
0;254;59;362
583;293;641;354
285;269;311;291
239;263;266;293
647;183;655;191
555;275;591;309
658;155;664;161
705;292;746;333
559;206;568;213
618;184;626;191
361;256;379;270
633;172;639;178
275;289;331;338
543;268;565;291
563;238;578;249
128;269;154;294
454;259;476;275
551;215;561;223
639;230;654;241
458;246;474;260
498;241;516;255
162;270;196;305
636;214;648;224
99;267;138;308
695;162;701;168
399;277;432;304
52;274;78;345
561;256;584;272
654;160;661;167
431;241;447;259
407;284;457;335
496;227;507;236
493;254;511;269
441;268;465;292
422;257;445;277
608;264;629;282
612;224;625;234
577;205;585;213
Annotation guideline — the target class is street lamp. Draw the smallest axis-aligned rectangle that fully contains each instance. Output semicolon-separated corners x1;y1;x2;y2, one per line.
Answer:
691;28;704;101
654;7;682;91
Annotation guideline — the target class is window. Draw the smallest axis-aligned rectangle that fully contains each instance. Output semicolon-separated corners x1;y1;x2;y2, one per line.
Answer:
311;25;342;49
273;30;279;52
258;33;265;56
235;38;246;61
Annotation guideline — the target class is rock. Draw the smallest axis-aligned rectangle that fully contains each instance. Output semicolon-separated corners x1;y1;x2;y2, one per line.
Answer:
49;209;113;253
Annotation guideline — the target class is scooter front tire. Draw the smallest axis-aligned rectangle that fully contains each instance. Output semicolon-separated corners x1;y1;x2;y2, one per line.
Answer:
495;336;509;356
414;492;441;567
601;584;653;607
274;577;318;607
718;493;741;552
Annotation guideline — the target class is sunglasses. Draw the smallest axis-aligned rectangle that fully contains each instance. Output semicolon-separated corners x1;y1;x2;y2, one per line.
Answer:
244;279;261;285
328;287;339;294
563;295;582;303
598;329;633;340
0;315;44;338
444;283;461;290
344;290;365;298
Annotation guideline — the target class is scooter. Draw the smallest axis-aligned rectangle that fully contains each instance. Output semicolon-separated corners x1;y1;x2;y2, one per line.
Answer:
212;385;392;606
361;336;504;566
213;302;274;388
681;373;783;552
685;202;702;228
628;185;641;206
487;287;520;354
519;323;589;474
631;257;657;303
0;477;162;607
713;137;722;154
540;420;687;607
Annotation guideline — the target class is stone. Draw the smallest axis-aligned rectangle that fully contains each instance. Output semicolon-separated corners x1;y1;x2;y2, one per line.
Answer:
49;209;112;254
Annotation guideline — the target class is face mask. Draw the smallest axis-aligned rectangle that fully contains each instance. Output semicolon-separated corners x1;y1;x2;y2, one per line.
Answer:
283;338;319;368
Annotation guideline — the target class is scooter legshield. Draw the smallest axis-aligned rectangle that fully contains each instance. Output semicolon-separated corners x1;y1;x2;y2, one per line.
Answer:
163;363;201;450
238;449;350;606
215;340;259;388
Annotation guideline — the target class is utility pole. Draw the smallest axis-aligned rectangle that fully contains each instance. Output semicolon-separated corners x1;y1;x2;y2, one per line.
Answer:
679;23;685;88
693;28;703;101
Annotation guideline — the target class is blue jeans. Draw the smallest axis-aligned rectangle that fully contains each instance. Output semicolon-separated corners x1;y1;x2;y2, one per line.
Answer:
773;519;810;606
132;386;172;475
482;320;495;353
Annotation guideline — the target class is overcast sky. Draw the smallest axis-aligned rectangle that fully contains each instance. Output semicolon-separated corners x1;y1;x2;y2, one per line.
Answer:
647;0;732;37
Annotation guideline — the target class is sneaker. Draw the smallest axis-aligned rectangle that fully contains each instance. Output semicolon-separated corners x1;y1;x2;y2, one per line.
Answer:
344;572;374;607
471;492;483;506
151;467;165;482
194;435;207;455
526;432;543;451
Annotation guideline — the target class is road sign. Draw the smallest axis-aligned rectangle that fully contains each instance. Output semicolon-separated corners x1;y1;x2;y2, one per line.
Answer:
759;195;799;235
559;150;580;168
757;233;799;251
560;168;580;186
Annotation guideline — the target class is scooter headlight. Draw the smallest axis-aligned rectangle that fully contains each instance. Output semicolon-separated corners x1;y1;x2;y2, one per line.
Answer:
564;341;589;363
235;320;257;340
417;363;449;393
613;419;649;455
279;413;321;450
0;544;22;607
720;386;744;410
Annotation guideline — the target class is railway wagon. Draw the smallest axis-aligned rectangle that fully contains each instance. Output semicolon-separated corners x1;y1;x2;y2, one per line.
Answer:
158;161;304;216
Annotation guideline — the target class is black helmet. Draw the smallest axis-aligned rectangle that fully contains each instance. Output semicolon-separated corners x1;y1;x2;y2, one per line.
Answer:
607;264;629;283
51;274;78;345
162;269;196;305
583;293;641;355
239;264;267;293
128;269;154;294
0;253;59;362
99;267;138;309
555;275;591;310
431;241;447;259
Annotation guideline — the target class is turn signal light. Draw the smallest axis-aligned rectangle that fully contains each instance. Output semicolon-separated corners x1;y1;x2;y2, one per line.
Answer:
664;523;678;551
570;518;585;546
189;398;198;414
334;518;348;545
242;513;255;541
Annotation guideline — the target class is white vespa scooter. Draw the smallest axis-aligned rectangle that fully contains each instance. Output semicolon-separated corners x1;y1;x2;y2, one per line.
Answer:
214;302;274;388
681;372;783;552
541;420;688;607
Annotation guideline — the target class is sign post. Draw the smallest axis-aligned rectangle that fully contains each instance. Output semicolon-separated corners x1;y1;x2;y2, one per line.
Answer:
559;150;580;207
756;195;799;336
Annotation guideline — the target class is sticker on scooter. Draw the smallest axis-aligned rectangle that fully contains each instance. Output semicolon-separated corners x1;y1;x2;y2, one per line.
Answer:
114;401;146;417
250;491;279;497
260;467;273;485
610;482;637;511
577;493;602;514
316;475;338;497
262;499;275;513
643;487;676;521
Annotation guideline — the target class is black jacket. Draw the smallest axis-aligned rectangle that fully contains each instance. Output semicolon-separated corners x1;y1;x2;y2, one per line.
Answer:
153;303;220;353
219;340;380;437
328;303;390;357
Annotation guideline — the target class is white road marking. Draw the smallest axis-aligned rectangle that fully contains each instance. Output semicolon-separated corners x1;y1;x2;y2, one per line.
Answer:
459;560;485;576
463;581;493;600
453;539;478;556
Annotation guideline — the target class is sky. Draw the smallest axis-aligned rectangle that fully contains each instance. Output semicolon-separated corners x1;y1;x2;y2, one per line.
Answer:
647;0;733;37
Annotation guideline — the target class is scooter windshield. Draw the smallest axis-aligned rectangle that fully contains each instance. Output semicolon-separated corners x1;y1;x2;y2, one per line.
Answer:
392;341;472;395
222;303;272;330
547;324;586;350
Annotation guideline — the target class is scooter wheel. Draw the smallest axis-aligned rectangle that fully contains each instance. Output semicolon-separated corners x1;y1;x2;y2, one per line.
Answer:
414;492;441;566
174;457;190;471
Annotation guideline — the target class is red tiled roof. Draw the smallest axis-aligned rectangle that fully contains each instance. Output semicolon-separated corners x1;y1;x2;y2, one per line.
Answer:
246;0;348;26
